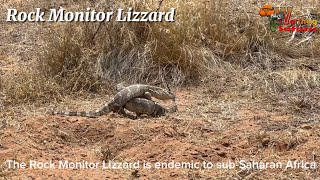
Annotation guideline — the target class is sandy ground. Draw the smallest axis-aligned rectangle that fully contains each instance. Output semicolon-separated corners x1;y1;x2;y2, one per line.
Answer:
1;1;320;179
1;89;320;179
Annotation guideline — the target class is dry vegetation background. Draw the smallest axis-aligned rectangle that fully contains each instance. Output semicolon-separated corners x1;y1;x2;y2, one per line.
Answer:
0;0;320;107
0;0;320;179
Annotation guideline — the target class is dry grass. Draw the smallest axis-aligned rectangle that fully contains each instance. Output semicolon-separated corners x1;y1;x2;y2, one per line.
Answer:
1;0;320;109
2;2;320;179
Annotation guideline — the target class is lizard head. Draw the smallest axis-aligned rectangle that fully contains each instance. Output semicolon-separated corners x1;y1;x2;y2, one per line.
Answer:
154;104;166;116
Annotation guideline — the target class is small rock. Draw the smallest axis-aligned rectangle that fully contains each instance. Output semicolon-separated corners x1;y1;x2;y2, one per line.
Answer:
222;142;230;147
80;153;87;157
131;170;140;178
190;150;199;155
262;138;270;147
217;151;227;157
170;172;178;177
274;142;288;152
301;125;312;130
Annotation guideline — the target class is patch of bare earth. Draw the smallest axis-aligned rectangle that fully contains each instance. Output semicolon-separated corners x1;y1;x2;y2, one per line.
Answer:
1;0;320;179
1;89;319;179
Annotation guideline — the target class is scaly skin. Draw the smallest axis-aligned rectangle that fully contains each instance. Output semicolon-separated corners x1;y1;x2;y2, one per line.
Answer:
117;84;177;117
124;98;177;117
52;84;175;117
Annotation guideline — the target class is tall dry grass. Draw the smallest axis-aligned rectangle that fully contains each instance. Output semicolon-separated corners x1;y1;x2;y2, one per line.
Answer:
1;0;320;108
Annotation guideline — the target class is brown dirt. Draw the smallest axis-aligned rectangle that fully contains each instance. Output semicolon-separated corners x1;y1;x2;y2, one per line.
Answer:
1;1;320;179
1;90;320;179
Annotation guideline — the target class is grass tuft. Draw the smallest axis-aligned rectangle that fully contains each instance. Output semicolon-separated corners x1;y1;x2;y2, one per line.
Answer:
1;0;319;108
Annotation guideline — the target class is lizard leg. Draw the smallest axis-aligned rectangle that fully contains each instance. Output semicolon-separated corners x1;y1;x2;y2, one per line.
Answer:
125;112;137;120
117;106;137;120
136;113;141;118
143;92;152;100
117;107;126;115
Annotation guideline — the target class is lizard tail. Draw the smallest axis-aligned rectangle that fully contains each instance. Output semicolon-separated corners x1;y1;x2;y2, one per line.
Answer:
51;105;110;118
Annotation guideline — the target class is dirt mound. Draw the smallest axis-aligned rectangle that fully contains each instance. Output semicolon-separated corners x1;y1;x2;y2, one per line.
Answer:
1;91;319;179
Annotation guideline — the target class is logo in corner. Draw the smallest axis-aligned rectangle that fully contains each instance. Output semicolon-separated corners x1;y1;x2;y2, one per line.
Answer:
259;4;317;33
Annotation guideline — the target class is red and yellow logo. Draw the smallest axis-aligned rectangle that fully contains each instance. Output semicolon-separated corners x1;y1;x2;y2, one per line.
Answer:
259;4;317;33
